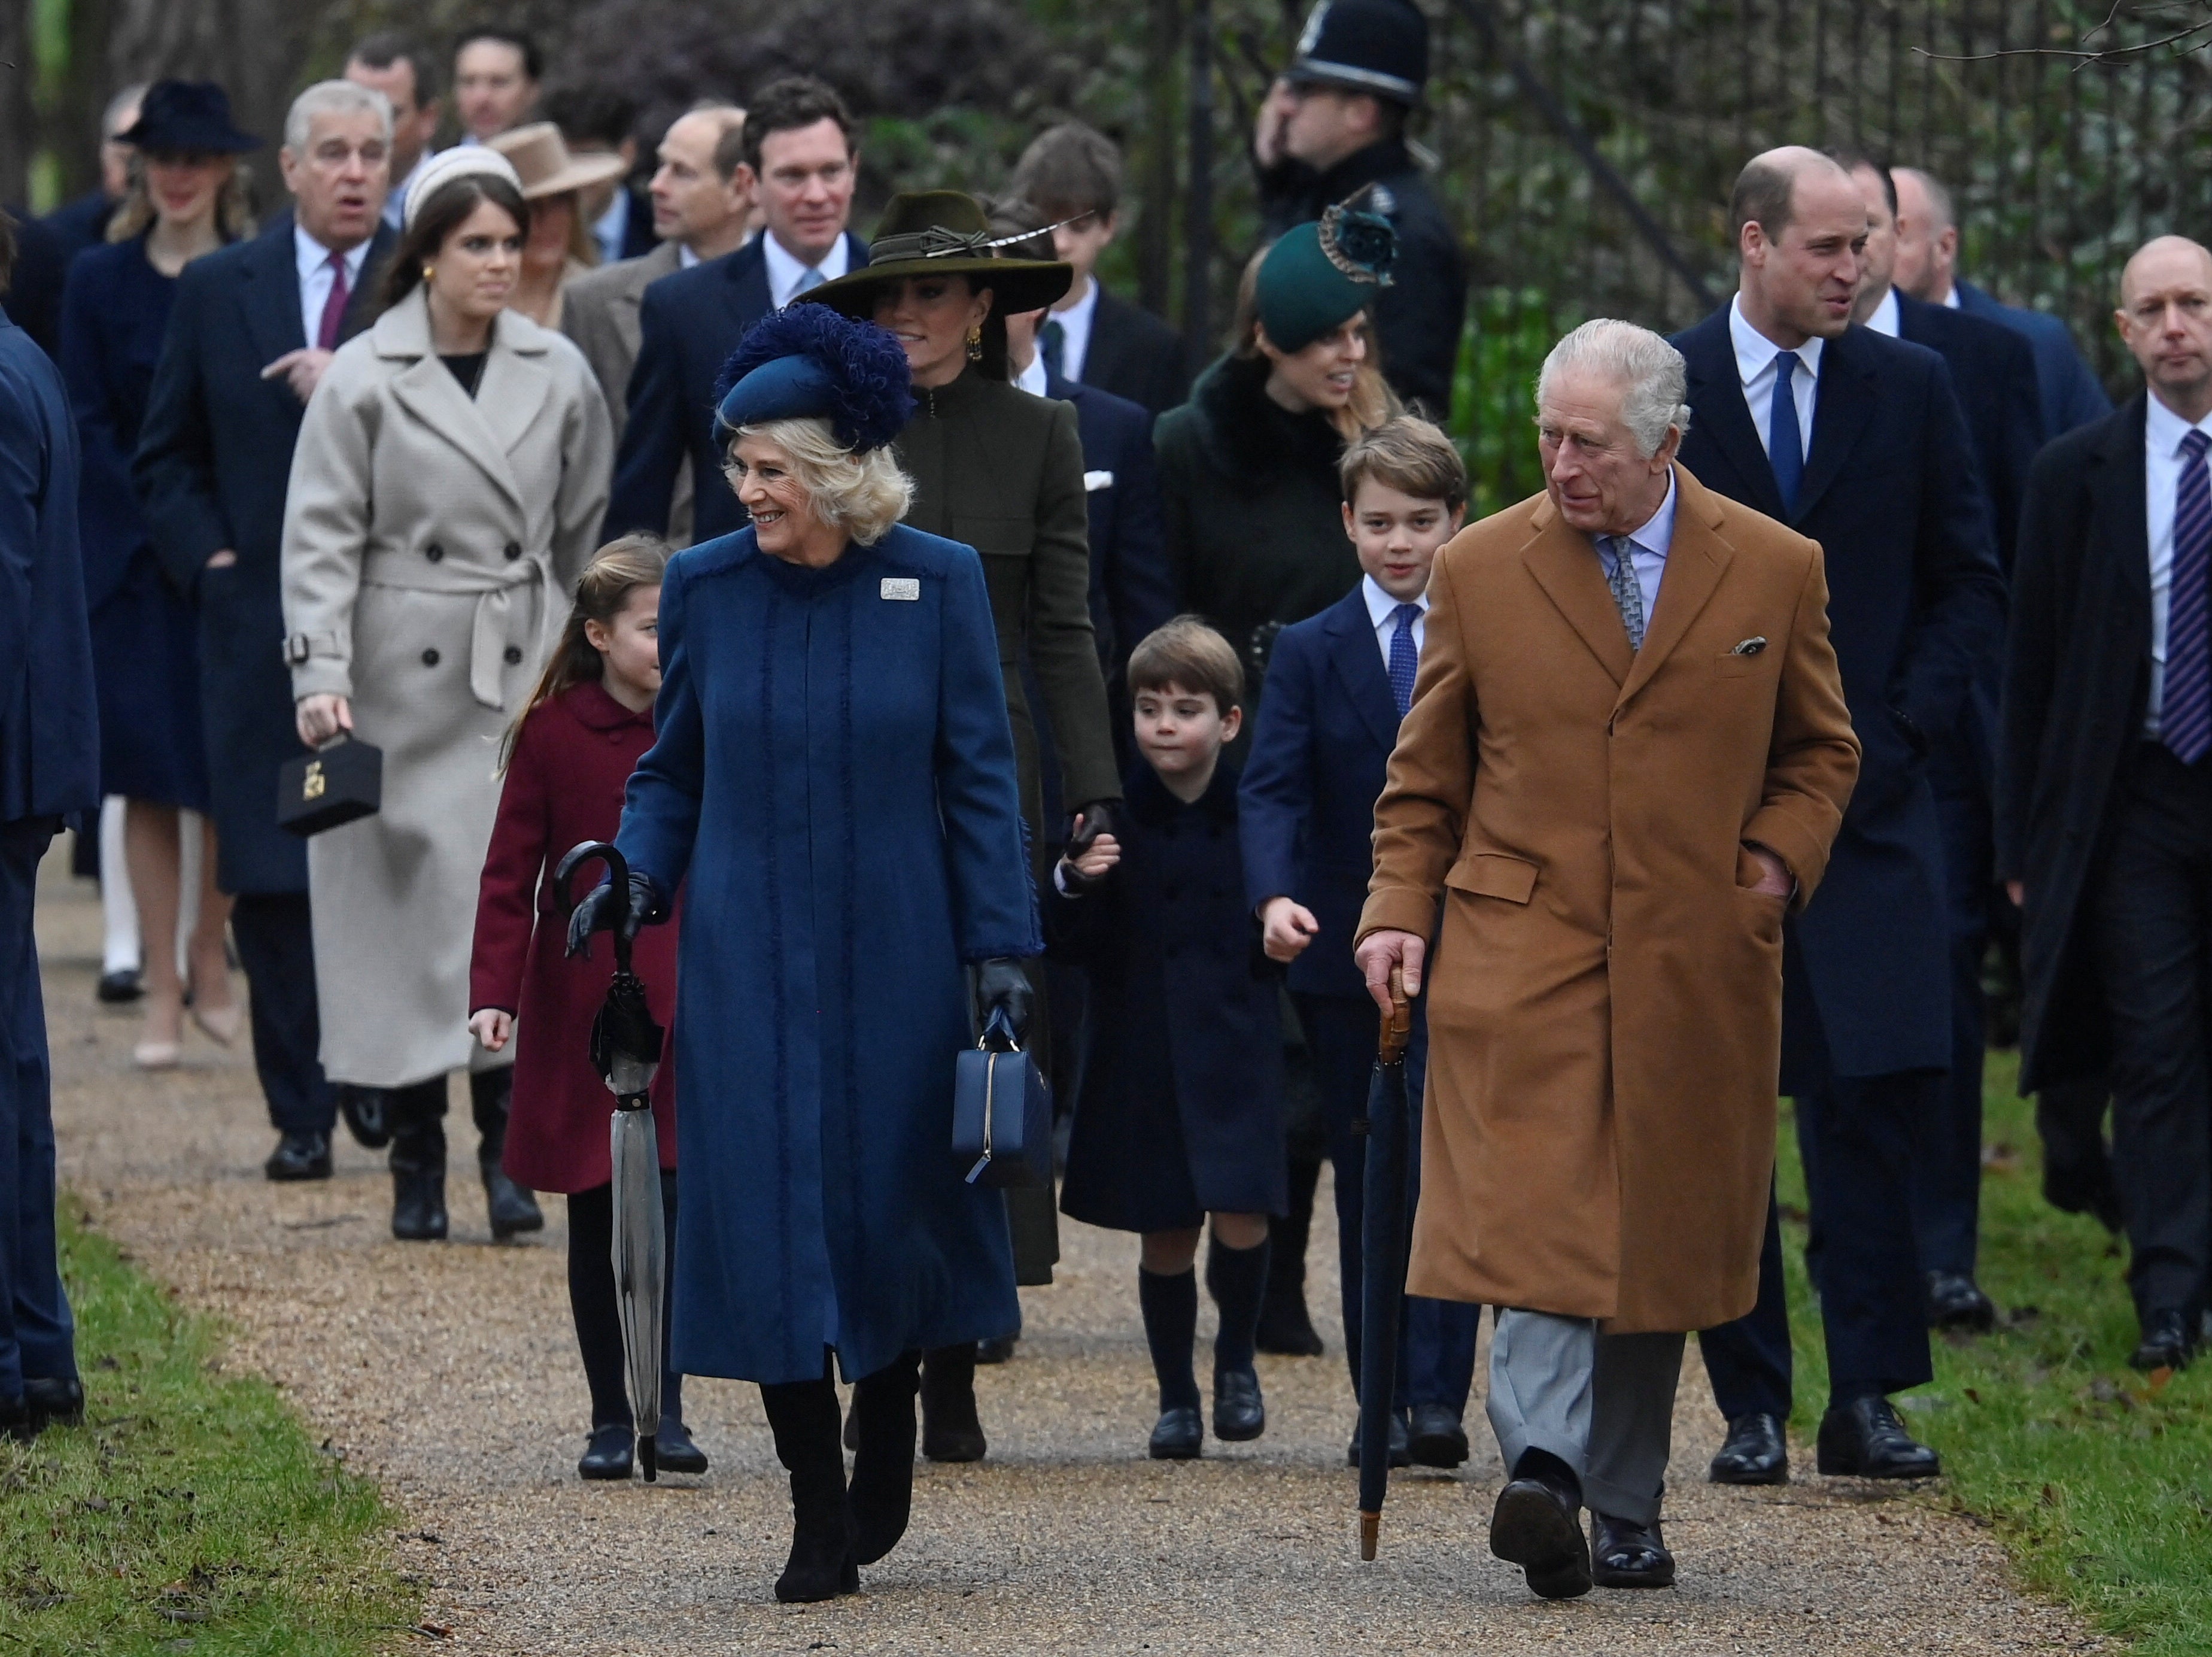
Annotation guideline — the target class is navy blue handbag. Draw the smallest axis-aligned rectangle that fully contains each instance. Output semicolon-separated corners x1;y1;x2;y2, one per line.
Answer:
952;1007;1052;1189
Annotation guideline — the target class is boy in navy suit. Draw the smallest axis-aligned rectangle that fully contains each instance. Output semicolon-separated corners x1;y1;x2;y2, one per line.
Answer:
1239;417;1482;1467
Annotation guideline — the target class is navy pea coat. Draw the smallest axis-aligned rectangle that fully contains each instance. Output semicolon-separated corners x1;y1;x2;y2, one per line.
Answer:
1673;311;2006;1084
615;523;1039;1386
1050;762;1287;1233
132;223;394;894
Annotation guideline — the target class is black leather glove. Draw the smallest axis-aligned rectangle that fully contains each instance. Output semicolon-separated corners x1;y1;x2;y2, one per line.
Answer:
565;870;663;959
1059;799;1120;896
976;957;1034;1046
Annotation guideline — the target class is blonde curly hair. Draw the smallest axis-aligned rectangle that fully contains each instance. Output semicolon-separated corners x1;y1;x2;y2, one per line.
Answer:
724;417;914;547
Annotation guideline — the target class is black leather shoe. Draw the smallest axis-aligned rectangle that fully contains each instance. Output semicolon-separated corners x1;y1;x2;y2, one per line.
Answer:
97;967;143;1004
1344;1409;1411;1467
1212;1366;1265;1442
390;1167;447;1242
0;1394;31;1444
976;1334;1017;1364
24;1376;84;1434
1148;1405;1202;1459
919;1344;986;1462
578;1423;634;1480
654;1419;709;1476
1708;1412;1789;1484
2130;1309;2196;1373
1254;1297;1325;1357
264;1131;331;1182
1926;1271;1997;1333
482;1160;543;1241
1490;1474;1592;1599
1816;1395;1941;1478
1408;1403;1469;1468
1591;1511;1675;1588
338;1086;391;1150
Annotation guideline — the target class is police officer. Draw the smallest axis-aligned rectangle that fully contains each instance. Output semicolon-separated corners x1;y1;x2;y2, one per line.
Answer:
1253;0;1466;416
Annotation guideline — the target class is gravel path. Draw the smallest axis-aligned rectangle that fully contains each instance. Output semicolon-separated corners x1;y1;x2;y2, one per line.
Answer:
37;855;2098;1655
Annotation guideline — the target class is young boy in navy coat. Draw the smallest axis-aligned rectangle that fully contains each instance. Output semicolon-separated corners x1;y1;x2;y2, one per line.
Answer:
1239;417;1483;1468
1052;620;1287;1461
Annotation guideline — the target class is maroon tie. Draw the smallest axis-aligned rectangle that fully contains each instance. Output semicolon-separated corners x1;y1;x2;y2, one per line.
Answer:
316;251;351;351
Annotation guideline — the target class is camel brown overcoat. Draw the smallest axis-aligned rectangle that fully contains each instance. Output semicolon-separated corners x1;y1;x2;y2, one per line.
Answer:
1357;465;1858;1334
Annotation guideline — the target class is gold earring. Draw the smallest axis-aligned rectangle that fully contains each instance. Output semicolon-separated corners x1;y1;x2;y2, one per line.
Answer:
965;324;983;362
422;263;435;284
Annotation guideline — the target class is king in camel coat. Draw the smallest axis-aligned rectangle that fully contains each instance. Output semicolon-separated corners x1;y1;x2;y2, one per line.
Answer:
1357;463;1859;1334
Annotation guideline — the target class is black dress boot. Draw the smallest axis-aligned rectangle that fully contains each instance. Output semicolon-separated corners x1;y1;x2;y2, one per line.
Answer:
337;1084;391;1150
758;1372;858;1603
24;1376;84;1434
850;1351;920;1564
919;1343;986;1462
388;1081;448;1242
1255;1157;1325;1356
471;1068;543;1240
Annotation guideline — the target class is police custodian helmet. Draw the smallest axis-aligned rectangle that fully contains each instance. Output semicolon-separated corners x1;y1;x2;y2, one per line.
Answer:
1286;0;1431;106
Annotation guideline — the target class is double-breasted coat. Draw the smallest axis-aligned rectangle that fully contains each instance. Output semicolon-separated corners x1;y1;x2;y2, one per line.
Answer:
614;522;1040;1387
282;289;613;1088
470;680;679;1192
1357;468;1859;1333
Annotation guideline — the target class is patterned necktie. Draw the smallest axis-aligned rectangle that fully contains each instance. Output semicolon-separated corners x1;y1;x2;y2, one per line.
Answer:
315;250;350;351
1040;318;1067;380
1387;603;1421;718
2164;427;2212;763
1601;537;1646;651
1769;349;1804;516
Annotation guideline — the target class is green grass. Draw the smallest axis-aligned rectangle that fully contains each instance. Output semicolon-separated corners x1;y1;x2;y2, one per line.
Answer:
1775;1051;2212;1655
0;1199;415;1656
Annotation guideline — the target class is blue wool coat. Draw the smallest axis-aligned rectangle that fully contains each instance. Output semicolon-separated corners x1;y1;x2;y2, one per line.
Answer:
615;521;1040;1386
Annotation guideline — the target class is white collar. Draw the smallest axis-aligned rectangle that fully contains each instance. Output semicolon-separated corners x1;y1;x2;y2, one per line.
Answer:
294;223;372;285
1053;272;1100;322
678;242;701;269
1612;469;1679;559
1940;283;1961;309
761;229;850;306
1012;353;1049;397
1862;286;1901;338
1362;573;1428;629
2145;389;2212;457
1730;291;1825;386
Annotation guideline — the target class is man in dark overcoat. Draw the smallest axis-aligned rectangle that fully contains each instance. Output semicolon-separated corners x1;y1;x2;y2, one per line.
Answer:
133;83;396;1179
0;212;98;1442
1672;148;2005;1485
2000;236;2212;1374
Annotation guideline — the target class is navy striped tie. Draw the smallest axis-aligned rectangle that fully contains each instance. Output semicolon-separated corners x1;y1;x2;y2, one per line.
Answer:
2166;427;2212;764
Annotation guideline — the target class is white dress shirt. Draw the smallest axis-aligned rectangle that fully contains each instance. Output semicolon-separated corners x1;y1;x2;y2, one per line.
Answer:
382;149;436;230
1594;471;1679;623
1013;353;1050;397
1941;284;1961;308
1861;286;1901;338
762;230;851;309
2141;393;2212;736
1730;293;1822;462
294;226;373;350
1362;574;1428;669
591;187;631;267
678;242;701;271
1046;275;1101;383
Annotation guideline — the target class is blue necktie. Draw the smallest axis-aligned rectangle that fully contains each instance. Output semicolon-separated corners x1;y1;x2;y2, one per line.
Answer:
1040;318;1066;380
2164;427;2212;763
792;266;826;299
1769;350;1805;516
1387;603;1421;718
1600;536;1646;650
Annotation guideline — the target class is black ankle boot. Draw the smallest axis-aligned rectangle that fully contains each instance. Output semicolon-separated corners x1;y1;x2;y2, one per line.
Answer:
470;1069;543;1240
391;1163;447;1240
759;1373;858;1603
850;1351;920;1565
920;1343;986;1462
388;1081;448;1241
1256;1160;1324;1356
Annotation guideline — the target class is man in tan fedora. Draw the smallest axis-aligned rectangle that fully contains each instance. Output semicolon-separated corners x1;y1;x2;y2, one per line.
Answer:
1354;318;1857;1599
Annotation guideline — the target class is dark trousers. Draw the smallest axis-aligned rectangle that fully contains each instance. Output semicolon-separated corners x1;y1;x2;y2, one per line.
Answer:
1914;741;1992;1277
387;1067;512;1168
567;1175;683;1431
1297;991;1481;1415
0;821;75;1401
228;892;335;1138
1702;1067;1937;1416
2088;742;2212;1321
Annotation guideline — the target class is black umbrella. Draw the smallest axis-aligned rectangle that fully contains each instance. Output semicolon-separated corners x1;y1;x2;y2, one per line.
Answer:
556;840;669;1482
1355;968;1414;1560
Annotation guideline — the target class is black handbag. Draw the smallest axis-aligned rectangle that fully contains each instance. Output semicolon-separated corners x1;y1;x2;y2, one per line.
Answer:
277;735;383;837
952;1007;1052;1189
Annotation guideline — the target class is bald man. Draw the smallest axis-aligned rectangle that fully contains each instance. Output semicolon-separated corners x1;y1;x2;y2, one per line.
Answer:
1670;146;2004;1485
2001;236;2212;1375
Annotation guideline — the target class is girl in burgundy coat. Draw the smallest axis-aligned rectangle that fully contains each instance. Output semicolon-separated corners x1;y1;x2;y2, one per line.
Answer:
469;535;699;1482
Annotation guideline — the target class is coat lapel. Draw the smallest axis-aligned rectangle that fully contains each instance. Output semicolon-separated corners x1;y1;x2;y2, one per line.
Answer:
1521;496;1635;685
1793;328;1878;523
1617;466;1733;708
725;238;771;326
238;226;306;368
1680;313;1786;521
2090;394;2152;626
338;225;397;343
1322;588;1401;752
379;293;530;512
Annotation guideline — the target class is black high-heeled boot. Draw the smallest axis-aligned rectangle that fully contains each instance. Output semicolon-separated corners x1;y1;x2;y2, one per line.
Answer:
758;1372;858;1603
470;1068;543;1239
919;1343;986;1462
850;1351;920;1565
388;1081;448;1242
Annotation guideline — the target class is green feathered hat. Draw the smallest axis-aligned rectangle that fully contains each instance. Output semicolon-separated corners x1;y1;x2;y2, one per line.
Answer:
1254;190;1398;353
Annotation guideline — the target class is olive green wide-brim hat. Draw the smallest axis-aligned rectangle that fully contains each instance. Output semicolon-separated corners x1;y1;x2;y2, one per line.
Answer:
801;190;1074;318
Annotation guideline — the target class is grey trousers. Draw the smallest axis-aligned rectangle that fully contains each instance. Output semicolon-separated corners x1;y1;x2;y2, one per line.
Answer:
1485;1308;1685;1526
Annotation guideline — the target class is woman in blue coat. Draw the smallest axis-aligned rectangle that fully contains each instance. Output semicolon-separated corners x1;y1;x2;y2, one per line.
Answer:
573;305;1038;1604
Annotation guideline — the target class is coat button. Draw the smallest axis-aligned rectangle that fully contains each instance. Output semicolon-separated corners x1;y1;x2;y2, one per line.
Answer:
421;648;440;666
426;542;444;562
504;645;523;664
503;541;521;561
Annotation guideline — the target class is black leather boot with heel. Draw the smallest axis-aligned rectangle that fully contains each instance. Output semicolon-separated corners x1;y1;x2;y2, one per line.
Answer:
387;1079;448;1242
849;1350;920;1564
470;1068;544;1240
919;1343;986;1462
758;1371;858;1603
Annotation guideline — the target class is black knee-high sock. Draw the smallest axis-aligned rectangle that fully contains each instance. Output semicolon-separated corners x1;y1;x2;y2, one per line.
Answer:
1138;1267;1201;1413
565;1183;633;1430
1207;1235;1272;1376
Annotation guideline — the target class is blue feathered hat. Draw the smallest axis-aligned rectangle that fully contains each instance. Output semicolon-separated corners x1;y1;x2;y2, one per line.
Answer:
712;305;915;453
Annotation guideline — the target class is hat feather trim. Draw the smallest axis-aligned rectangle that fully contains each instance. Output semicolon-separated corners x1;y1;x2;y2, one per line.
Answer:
714;305;916;453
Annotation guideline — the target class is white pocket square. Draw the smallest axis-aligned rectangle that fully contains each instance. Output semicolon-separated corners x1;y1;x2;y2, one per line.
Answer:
1083;469;1114;492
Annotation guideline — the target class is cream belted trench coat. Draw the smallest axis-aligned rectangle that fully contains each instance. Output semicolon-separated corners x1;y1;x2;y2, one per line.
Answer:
282;288;612;1088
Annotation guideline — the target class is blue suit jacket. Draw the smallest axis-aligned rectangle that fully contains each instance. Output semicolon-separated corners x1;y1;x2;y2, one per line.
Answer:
1238;584;1399;1000
1044;367;1175;676
0;305;98;825
1673;310;2006;1082
603;230;871;545
1956;279;2112;441
132;222;393;893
